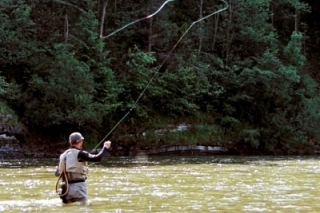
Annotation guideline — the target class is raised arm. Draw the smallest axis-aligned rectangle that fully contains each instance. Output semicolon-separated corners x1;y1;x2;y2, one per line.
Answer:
78;141;111;162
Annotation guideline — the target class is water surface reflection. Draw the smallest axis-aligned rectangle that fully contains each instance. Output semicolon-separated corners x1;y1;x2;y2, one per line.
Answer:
0;156;320;212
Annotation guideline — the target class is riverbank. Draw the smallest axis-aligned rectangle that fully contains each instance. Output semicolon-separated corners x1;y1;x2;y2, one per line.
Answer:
0;133;236;159
1;133;319;159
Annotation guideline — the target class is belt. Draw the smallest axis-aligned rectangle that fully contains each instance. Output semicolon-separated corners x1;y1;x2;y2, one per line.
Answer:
68;179;85;184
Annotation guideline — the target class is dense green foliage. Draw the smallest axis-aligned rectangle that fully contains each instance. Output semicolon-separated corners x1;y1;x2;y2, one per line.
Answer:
0;0;319;154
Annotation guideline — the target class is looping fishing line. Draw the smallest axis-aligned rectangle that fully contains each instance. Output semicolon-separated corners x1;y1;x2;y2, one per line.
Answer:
100;0;176;39
92;0;229;151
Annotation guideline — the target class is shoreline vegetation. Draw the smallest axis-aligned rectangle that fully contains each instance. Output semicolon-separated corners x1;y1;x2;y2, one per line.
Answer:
0;119;319;158
1;123;319;159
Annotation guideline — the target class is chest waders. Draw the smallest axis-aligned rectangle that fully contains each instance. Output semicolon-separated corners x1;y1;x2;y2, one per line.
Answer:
55;160;69;202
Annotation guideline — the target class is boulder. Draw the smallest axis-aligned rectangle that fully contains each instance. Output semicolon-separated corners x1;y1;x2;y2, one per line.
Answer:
0;134;25;159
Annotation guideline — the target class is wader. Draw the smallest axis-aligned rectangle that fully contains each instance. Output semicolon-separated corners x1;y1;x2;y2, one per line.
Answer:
56;148;88;204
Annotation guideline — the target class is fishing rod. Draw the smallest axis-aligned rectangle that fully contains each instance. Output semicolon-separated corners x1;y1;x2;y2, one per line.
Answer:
92;0;229;152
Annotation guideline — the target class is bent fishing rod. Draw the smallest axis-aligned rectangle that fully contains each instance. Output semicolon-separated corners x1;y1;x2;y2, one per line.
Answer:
91;0;229;152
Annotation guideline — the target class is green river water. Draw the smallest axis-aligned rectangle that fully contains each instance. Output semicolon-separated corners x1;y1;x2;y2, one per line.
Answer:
0;155;320;213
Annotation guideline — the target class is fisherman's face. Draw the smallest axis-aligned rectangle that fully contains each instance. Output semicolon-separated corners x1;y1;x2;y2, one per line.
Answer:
79;140;83;149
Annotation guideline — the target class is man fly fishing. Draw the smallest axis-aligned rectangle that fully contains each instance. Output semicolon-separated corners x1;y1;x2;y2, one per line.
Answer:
55;132;111;205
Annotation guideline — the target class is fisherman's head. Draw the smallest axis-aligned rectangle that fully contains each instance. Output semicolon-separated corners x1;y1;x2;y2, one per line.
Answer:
69;132;84;148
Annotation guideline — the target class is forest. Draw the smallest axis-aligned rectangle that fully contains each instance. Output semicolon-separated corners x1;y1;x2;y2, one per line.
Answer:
1;0;320;155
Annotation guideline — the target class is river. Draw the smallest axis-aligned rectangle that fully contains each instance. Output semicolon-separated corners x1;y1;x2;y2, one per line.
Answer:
0;155;319;212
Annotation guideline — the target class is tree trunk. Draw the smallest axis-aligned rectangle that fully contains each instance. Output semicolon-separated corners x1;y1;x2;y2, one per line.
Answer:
225;0;235;67
148;1;154;52
99;0;109;38
212;13;219;51
198;0;203;55
64;14;69;43
295;8;300;32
